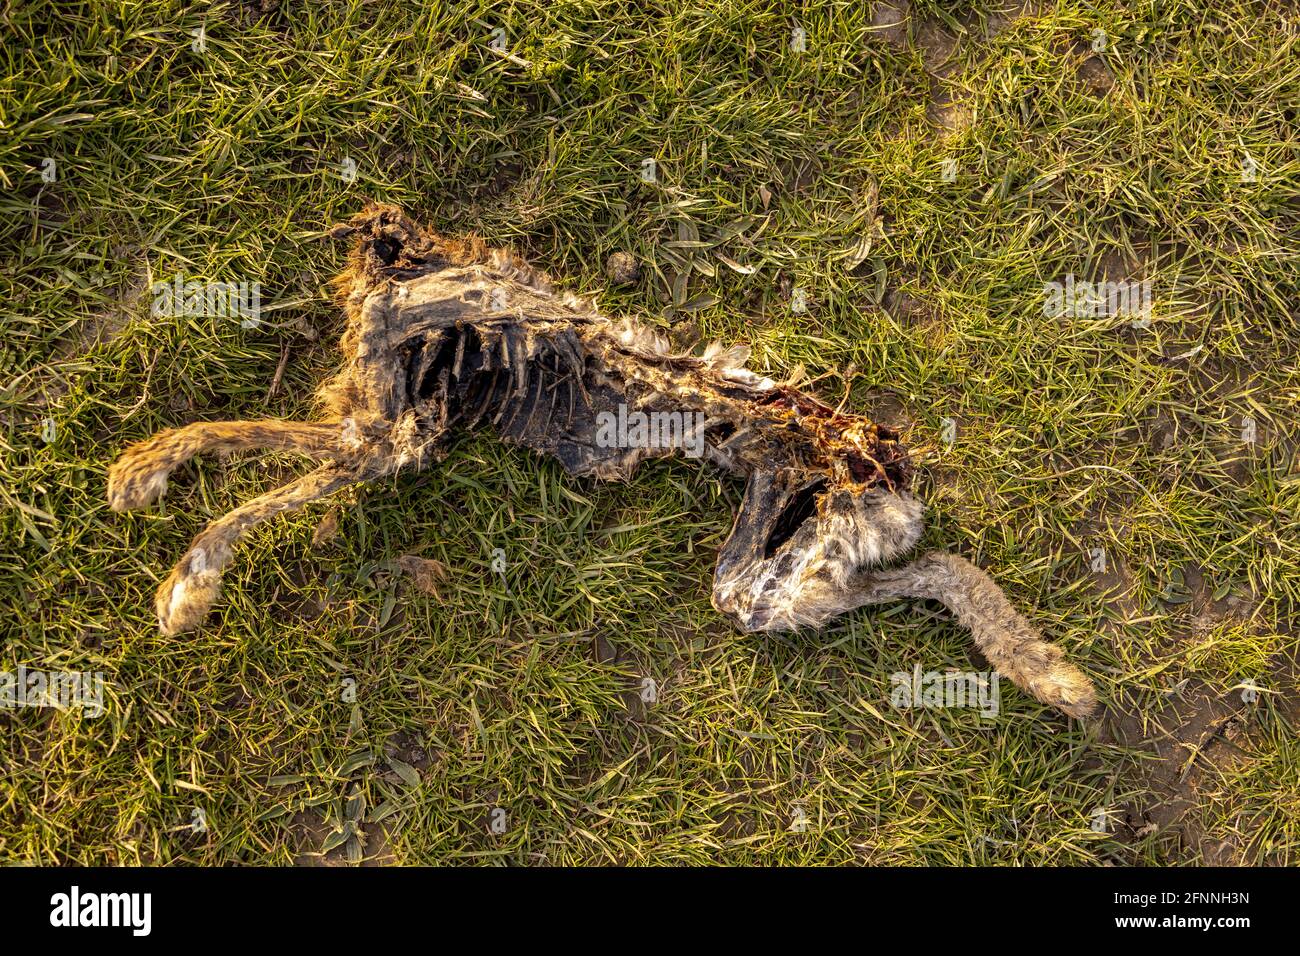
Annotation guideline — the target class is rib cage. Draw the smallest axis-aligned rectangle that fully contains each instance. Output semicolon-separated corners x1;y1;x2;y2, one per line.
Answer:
401;319;597;467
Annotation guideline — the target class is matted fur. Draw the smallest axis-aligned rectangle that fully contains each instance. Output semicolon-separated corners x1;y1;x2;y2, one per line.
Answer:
107;204;1096;719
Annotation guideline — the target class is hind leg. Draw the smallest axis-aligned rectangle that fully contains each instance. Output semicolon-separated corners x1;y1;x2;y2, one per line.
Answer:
846;552;1097;718
108;419;346;512
154;463;360;635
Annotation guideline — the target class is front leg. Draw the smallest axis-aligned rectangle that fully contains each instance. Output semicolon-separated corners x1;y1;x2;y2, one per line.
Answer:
154;463;362;635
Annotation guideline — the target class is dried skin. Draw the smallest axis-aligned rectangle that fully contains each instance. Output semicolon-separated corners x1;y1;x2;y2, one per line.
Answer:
107;204;1096;719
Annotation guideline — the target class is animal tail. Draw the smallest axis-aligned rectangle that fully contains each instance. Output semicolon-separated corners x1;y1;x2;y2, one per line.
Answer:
850;551;1097;719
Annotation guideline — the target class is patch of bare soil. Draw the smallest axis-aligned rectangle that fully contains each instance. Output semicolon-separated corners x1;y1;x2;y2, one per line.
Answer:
1101;633;1298;865
1099;682;1253;854
1180;563;1257;629
1093;561;1290;862
227;0;283;29
589;624;679;722
915;18;960;75
870;2;910;49
1089;548;1143;624
1076;54;1116;96
291;811;396;866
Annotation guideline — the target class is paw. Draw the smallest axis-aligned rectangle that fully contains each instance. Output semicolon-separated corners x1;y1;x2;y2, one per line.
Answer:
154;550;223;635
1037;667;1098;720
107;456;172;512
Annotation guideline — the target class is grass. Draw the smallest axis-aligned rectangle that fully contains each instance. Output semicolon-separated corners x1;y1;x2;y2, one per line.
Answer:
1;0;1297;864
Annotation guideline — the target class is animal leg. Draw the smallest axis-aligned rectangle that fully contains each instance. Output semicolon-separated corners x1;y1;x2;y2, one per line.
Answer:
154;463;360;635
847;551;1097;718
108;420;345;512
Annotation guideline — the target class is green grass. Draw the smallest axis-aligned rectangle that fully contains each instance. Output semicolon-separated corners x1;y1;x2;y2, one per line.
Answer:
1;0;1297;864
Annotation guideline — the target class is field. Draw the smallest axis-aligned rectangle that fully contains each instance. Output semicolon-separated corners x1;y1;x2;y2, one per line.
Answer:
1;0;1298;864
